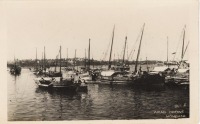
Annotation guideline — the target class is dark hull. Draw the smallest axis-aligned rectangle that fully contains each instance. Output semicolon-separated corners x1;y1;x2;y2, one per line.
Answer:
36;78;88;92
100;70;132;84
165;76;189;89
76;85;88;92
48;72;62;77
130;74;165;88
10;67;21;75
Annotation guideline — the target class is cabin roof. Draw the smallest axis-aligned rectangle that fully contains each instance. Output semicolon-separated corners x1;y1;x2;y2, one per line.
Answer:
101;70;115;76
111;71;130;76
177;69;189;73
152;66;170;72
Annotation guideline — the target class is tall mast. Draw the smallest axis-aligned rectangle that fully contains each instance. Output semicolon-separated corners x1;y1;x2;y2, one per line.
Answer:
14;55;16;67
92;58;94;69
36;48;37;69
60;46;61;74
42;52;43;70
44;46;46;71
66;48;68;67
113;53;115;65
135;24;145;73
167;36;169;67
183;41;189;58
122;36;127;63
55;55;57;72
36;48;37;60
74;49;76;69
181;26;186;61
127;42;129;65
146;57;149;72
85;48;87;69
108;25;115;69
67;48;68;59
88;39;91;70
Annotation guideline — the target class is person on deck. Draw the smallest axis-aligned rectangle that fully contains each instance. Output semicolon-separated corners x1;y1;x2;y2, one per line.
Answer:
91;72;97;81
74;73;80;83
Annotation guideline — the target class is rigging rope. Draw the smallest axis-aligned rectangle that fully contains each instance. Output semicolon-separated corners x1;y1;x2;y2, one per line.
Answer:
101;30;112;61
173;28;185;61
128;26;143;61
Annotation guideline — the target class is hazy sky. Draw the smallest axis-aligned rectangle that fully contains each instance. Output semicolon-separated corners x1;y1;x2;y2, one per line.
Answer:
4;0;197;61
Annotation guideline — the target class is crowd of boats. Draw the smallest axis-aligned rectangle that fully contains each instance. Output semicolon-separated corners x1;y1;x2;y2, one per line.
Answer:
9;24;189;91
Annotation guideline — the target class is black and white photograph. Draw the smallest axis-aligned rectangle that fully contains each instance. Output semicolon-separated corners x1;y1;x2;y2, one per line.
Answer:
1;0;199;123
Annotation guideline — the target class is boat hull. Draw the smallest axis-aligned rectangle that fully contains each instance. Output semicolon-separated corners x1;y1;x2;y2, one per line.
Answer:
10;66;21;75
165;76;189;88
34;78;88;92
130;73;165;88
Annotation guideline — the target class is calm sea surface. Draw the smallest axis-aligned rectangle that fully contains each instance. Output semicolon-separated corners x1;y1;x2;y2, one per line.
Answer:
8;68;189;121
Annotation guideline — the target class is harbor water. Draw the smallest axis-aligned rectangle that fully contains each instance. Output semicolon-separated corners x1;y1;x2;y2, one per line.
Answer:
8;68;189;121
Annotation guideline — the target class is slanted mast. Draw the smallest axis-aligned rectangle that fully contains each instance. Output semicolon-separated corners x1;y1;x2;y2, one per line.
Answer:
88;39;91;71
41;52;43;71
108;25;115;70
183;41;189;57
74;49;76;69
167;37;168;63
66;48;68;67
122;36;127;64
134;23;145;73
59;46;62;73
178;25;189;69
85;48;87;69
44;46;46;71
167;36;169;67
55;55;58;72
35;48;38;70
181;26;186;61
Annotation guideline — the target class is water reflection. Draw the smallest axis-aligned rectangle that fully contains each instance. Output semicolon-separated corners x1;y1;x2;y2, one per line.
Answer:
8;68;189;121
34;87;92;120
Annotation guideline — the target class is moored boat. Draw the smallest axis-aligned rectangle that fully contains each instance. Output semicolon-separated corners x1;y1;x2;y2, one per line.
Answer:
99;26;132;84
34;76;88;91
131;71;165;88
129;24;165;88
164;26;189;88
100;69;132;84
10;65;21;75
34;46;88;92
10;57;21;75
165;68;189;87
